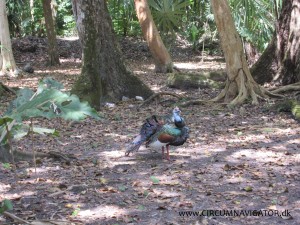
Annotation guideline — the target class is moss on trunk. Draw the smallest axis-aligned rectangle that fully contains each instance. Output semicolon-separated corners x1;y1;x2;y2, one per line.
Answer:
167;72;225;90
276;100;300;120
71;0;153;108
291;101;300;120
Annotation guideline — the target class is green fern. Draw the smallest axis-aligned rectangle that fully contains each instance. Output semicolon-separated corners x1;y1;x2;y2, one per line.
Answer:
149;0;190;46
229;0;282;51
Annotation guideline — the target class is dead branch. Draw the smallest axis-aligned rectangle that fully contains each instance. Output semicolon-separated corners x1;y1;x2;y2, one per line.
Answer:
137;91;185;109
48;151;75;163
3;211;30;224
173;65;181;72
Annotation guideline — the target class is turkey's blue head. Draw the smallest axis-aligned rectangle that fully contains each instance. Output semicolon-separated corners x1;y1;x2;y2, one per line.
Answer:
172;107;185;128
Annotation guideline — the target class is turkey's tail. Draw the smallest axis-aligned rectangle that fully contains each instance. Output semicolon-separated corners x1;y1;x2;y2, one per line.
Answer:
125;135;143;156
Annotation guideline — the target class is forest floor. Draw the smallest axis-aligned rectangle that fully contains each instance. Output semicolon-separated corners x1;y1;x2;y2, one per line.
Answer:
0;36;299;225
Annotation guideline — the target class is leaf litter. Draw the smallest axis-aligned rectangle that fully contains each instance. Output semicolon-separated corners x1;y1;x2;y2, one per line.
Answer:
0;37;299;224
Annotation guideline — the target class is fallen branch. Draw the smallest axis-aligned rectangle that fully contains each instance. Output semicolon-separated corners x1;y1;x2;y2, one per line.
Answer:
48;190;66;197
179;99;209;107
0;145;76;163
3;211;30;224
137;91;185;109
32;219;79;225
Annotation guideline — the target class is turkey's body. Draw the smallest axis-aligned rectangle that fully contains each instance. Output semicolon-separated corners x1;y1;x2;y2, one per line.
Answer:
125;107;189;160
147;124;189;160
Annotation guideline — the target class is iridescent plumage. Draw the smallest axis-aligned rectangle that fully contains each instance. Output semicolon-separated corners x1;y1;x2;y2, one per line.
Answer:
125;107;189;160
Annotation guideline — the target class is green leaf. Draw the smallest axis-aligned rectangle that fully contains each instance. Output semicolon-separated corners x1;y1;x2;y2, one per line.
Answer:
0;117;13;126
2;163;11;170
150;176;160;184
3;199;13;211
71;208;80;217
138;205;145;210
55;94;100;121
118;185;127;192
243;186;253;192
39;77;64;91
0;119;16;144
12;125;59;140
8;87;100;121
1;77;99;144
5;88;34;115
149;0;191;34
0;199;13;213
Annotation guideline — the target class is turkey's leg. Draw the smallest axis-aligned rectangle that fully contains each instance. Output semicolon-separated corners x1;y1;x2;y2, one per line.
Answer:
162;146;165;159
166;145;170;161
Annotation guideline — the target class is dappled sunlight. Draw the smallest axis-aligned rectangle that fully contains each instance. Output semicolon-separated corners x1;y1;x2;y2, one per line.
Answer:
225;175;247;184
230;149;288;163
3;191;37;200
142;64;155;70
150;84;163;91
103;132;128;140
226;125;299;147
174;61;226;70
78;205;126;220
100;150;125;158
17;77;39;82
35;68;80;75
25;166;61;174
1;35;300;224
0;182;11;193
132;69;147;75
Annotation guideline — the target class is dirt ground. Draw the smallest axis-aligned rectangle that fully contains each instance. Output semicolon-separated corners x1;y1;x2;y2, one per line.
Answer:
0;37;299;225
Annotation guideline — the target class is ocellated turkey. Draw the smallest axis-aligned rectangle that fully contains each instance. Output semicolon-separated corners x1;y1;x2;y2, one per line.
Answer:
125;107;189;160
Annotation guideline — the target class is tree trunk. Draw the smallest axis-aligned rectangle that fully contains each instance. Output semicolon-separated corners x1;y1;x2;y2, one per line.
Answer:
210;0;271;106
134;0;173;73
42;0;60;66
251;0;300;85
244;42;260;67
30;0;35;35
71;0;153;108
0;0;18;76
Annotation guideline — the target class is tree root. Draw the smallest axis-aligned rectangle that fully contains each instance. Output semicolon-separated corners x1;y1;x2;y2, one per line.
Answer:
0;82;16;95
180;71;284;107
271;82;300;94
138;72;291;109
137;91;185;109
